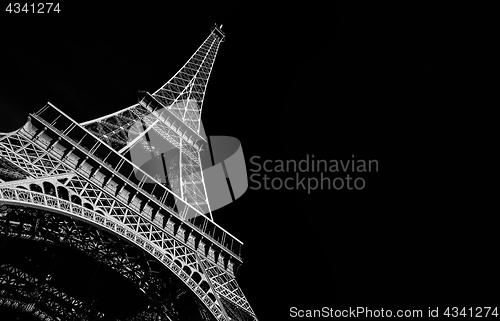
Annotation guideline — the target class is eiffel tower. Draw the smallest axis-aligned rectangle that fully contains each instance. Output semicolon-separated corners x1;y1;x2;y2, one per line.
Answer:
0;24;258;321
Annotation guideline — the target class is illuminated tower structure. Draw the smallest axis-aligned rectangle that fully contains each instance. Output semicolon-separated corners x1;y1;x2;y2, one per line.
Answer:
0;25;257;321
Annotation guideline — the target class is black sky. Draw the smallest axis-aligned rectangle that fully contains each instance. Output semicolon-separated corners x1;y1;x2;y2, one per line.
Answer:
0;2;496;320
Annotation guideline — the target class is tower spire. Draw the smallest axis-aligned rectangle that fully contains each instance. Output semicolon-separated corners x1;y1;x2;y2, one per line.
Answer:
152;25;224;134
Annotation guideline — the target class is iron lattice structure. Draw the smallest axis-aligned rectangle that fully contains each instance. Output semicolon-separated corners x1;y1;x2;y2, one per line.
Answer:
0;25;258;321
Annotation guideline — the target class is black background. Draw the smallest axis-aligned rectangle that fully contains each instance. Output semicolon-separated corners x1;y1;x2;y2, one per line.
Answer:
0;2;496;319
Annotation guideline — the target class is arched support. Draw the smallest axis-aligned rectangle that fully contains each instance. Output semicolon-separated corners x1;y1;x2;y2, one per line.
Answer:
0;187;228;320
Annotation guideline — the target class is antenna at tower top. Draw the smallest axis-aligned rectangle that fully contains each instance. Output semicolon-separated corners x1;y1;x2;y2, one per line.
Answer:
211;23;225;42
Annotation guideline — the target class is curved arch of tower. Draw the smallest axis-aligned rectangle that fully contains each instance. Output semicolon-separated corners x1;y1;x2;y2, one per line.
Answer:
0;25;258;321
